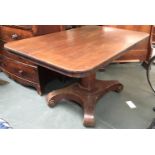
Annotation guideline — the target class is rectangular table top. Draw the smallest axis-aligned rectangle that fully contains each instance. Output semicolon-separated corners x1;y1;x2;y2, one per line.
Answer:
5;26;149;77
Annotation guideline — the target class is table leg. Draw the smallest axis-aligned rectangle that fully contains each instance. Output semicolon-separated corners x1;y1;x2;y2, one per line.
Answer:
46;73;123;127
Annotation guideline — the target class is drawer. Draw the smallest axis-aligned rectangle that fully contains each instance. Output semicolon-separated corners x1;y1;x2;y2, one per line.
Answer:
153;26;155;33
0;26;33;42
0;55;39;83
0;50;35;66
152;34;155;41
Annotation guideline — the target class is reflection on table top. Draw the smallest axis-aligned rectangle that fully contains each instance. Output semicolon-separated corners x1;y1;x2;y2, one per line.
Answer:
5;26;149;77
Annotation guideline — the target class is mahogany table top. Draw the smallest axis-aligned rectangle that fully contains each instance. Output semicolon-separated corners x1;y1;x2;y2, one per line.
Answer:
5;26;149;77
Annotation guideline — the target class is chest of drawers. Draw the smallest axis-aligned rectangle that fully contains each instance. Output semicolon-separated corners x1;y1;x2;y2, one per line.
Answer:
0;25;64;95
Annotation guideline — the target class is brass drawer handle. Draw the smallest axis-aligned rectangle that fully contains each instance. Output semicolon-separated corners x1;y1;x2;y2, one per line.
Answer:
11;34;19;40
18;70;23;74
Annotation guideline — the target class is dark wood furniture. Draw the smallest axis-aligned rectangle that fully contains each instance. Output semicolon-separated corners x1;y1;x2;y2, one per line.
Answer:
152;25;155;45
4;26;149;126
105;25;153;64
0;25;64;95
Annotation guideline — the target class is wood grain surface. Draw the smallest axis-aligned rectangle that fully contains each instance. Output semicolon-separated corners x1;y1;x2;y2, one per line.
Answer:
5;26;149;77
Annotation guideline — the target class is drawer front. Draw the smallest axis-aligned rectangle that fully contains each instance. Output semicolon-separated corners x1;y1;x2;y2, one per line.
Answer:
0;26;33;42
0;55;39;83
153;26;155;33
0;50;34;65
152;34;155;42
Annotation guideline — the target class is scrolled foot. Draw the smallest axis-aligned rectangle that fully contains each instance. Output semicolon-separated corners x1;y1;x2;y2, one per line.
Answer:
46;93;57;107
46;85;84;108
114;83;123;93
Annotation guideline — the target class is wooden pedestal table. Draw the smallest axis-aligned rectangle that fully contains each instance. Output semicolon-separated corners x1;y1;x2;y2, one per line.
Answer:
47;73;123;126
4;26;149;127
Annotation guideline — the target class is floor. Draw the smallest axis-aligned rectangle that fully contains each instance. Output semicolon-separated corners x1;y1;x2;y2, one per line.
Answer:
0;63;155;129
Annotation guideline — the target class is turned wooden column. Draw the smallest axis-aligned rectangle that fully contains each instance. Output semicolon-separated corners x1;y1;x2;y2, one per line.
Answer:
79;73;96;91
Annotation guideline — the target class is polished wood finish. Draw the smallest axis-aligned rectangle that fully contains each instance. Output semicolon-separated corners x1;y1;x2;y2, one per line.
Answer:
152;25;155;45
0;49;34;65
31;25;65;35
0;25;64;95
2;25;65;37
0;55;38;83
0;26;33;42
5;26;149;126
106;25;152;63
106;25;151;32
47;74;123;126
5;26;149;78
0;47;41;94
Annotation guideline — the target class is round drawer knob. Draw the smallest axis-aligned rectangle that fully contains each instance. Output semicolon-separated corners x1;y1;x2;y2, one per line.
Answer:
11;34;19;40
18;70;23;74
